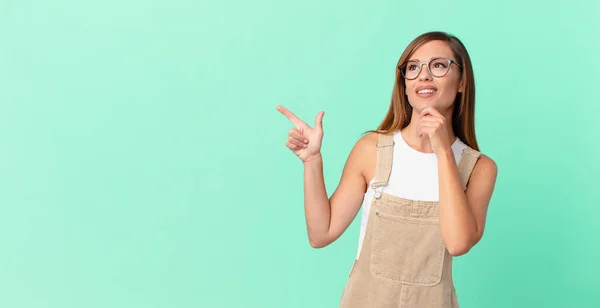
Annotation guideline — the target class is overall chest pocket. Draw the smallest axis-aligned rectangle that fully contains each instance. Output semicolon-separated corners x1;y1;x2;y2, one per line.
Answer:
369;206;446;286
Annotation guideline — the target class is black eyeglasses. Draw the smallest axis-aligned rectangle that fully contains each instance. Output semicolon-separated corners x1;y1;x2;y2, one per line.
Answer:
398;57;462;80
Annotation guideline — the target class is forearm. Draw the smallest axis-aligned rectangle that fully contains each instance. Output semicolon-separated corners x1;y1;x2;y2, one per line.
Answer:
302;154;333;247
437;150;478;255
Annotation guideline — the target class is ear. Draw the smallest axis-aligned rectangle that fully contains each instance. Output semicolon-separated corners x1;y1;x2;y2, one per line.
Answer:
458;79;465;93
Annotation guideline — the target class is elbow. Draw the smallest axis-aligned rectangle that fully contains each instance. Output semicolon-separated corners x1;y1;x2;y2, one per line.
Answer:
309;238;330;249
447;237;478;256
446;229;482;256
447;244;471;256
309;240;326;249
308;234;332;249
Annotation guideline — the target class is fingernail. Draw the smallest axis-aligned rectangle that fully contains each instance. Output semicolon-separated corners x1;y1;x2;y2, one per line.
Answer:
304;140;308;143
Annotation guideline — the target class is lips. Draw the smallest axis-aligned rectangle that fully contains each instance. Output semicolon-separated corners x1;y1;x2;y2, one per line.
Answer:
416;85;438;94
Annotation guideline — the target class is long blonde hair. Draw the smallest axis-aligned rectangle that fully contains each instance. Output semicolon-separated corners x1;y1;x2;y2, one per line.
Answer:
368;31;479;151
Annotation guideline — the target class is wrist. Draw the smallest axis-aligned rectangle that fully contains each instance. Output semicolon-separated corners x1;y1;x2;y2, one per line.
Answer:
436;148;454;161
303;153;323;165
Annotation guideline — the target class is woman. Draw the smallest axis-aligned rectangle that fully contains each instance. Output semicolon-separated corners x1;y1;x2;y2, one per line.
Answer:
276;31;498;307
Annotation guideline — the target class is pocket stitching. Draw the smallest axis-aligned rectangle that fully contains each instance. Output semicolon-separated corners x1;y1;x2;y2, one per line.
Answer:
369;208;446;286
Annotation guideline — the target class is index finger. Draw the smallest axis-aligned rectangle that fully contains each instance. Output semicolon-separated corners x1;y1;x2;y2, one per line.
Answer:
421;106;442;117
276;105;306;127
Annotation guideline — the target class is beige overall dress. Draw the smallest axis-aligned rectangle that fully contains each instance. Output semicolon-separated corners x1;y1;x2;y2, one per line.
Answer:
340;132;481;308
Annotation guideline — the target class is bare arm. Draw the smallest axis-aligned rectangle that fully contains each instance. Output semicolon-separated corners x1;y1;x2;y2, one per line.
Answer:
417;106;498;256
303;135;376;248
438;151;498;256
276;105;375;248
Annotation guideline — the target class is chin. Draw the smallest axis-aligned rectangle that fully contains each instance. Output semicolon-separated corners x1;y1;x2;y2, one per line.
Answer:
409;99;439;109
411;99;452;110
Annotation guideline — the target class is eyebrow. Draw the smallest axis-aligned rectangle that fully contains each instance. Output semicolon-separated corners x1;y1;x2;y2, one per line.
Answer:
409;56;452;61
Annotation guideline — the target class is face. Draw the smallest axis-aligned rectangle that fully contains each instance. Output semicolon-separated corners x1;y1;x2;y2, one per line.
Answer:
403;40;464;112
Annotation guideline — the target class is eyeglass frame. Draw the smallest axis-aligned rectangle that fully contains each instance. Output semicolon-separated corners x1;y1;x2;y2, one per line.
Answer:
397;57;462;80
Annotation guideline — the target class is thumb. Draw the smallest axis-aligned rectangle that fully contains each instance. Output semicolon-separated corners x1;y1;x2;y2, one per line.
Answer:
314;111;324;133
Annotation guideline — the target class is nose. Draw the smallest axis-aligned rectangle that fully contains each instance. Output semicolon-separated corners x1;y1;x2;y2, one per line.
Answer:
417;62;432;81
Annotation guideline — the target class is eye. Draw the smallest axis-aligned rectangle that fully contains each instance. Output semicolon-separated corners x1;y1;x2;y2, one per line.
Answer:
408;64;418;71
433;62;448;69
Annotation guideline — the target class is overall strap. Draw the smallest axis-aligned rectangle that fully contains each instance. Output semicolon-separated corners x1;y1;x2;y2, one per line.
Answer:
458;147;482;191
371;132;394;199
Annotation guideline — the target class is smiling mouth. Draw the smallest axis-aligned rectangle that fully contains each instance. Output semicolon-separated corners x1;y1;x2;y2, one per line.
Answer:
417;89;436;94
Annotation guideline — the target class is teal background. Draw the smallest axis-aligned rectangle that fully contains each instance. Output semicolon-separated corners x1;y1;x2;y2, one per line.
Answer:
1;0;599;307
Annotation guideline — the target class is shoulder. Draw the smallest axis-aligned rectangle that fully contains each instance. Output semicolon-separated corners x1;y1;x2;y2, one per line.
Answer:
356;131;380;148
461;143;497;176
344;132;380;180
475;153;497;174
354;130;393;155
349;132;378;160
471;152;498;184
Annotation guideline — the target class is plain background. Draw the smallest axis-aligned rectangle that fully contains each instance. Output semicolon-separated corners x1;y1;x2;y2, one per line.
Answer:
1;0;599;307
